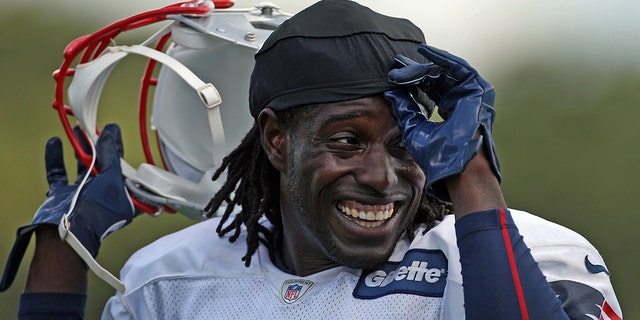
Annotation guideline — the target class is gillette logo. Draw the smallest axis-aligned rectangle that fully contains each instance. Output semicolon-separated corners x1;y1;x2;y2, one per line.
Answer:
365;260;445;287
354;249;448;299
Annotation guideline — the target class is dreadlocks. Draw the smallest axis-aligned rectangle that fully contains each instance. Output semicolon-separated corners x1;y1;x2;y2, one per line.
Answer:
204;107;452;268
203;122;280;267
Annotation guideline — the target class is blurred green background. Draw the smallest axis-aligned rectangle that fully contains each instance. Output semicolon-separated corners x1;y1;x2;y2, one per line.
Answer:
1;1;638;319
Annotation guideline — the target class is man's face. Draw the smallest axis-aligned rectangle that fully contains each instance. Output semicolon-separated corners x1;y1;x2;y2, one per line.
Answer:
278;96;426;275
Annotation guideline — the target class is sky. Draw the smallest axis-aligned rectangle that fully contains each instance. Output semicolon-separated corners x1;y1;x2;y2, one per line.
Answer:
2;0;639;77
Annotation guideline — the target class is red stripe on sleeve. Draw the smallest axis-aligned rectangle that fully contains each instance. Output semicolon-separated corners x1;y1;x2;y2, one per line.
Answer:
499;208;530;320
602;301;622;320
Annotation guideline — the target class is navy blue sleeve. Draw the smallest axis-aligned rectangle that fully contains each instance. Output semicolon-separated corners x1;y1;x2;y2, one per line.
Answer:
455;208;569;320
19;292;86;320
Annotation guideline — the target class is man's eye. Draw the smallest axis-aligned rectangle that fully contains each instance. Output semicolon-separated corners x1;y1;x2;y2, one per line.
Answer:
332;136;359;145
389;139;413;160
390;139;405;149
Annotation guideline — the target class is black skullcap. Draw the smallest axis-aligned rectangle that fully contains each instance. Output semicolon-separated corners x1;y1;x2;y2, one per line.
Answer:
249;0;428;118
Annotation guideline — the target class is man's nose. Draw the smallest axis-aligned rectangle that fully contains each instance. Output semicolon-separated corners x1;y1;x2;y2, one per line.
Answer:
354;145;398;192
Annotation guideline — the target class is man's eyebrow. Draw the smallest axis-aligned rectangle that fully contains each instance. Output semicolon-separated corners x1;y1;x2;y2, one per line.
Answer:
323;109;372;126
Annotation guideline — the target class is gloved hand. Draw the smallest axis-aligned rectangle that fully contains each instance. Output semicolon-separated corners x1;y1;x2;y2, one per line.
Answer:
0;124;136;291
385;44;501;201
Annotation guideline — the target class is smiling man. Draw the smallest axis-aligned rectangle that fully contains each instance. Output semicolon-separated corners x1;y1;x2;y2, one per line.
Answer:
9;0;622;319
263;96;426;275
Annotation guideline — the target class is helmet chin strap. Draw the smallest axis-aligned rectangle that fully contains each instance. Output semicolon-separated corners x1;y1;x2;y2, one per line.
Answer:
68;40;226;217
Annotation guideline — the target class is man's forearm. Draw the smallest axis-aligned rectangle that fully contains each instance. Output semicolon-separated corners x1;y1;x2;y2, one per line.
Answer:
24;225;87;294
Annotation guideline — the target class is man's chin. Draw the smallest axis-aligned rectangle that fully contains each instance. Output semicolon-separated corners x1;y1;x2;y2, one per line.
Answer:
332;248;394;270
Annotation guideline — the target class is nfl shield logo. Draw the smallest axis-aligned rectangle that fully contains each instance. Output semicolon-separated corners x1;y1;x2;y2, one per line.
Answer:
285;284;302;301
281;279;314;304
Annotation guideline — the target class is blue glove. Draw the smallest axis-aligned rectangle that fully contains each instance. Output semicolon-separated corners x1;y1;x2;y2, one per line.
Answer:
0;124;136;291
61;123;138;256
385;44;501;201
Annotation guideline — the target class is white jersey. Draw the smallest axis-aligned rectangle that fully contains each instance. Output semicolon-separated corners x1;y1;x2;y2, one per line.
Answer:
102;209;621;319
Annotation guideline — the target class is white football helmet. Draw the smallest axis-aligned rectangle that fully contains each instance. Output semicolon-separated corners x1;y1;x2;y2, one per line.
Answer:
53;0;290;220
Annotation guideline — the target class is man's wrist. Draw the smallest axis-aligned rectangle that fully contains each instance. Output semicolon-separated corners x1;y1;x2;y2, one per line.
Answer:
446;151;505;219
24;225;87;294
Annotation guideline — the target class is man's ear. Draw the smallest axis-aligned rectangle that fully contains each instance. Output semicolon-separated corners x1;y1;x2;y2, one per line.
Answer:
258;108;288;172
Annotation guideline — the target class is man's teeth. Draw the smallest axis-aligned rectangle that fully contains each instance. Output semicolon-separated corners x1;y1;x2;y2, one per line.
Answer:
338;201;394;227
